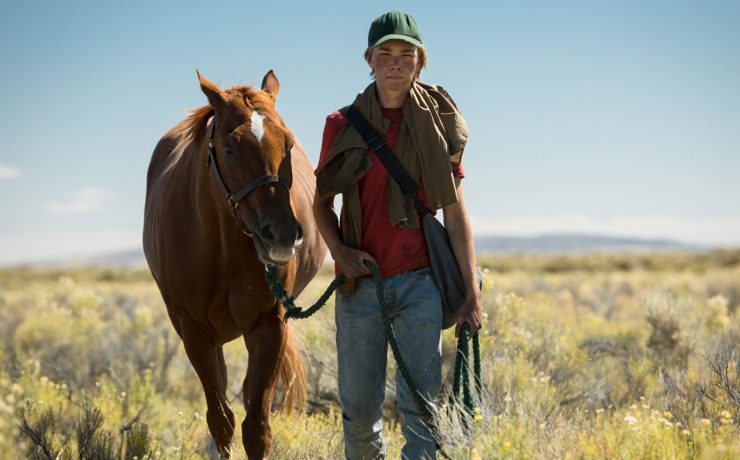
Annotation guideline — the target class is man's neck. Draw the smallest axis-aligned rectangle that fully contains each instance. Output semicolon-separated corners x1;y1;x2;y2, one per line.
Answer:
376;84;409;109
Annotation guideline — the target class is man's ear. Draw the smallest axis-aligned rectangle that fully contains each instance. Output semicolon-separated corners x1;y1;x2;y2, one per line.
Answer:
196;69;226;109
365;48;375;71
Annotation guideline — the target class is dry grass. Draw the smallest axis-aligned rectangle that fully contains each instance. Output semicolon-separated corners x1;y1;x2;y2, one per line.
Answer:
1;250;739;458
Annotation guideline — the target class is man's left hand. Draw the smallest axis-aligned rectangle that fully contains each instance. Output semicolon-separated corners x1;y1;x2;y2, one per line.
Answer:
454;299;483;338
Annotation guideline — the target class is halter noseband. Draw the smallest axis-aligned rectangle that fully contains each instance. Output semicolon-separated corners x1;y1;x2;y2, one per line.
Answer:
206;120;290;237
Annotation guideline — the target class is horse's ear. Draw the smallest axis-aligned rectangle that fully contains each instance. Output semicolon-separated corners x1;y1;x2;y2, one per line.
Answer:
261;70;280;101
196;69;226;109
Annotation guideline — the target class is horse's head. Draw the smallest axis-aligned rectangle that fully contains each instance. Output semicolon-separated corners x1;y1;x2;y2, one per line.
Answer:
196;70;302;265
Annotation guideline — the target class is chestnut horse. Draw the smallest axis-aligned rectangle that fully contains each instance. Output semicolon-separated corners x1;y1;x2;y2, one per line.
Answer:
143;70;326;458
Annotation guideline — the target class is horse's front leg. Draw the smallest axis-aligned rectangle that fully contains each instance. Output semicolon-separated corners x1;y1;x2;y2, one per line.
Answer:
242;311;286;459
179;316;235;458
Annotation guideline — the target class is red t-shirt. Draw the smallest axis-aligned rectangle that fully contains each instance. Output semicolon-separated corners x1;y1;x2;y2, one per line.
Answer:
316;108;464;277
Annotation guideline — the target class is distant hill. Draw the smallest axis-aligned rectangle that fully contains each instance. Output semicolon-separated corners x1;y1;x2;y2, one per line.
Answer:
7;248;147;269
82;249;147;267
3;234;711;268
475;233;706;254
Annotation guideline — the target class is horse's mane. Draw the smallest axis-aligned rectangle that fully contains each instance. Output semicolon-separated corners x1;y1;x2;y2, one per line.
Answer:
184;105;215;148
184;84;276;147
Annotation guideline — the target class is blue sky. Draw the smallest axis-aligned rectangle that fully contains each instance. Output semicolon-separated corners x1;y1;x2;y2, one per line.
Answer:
1;0;739;265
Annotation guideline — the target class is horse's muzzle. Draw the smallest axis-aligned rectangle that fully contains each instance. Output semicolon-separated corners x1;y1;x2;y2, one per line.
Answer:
254;218;303;265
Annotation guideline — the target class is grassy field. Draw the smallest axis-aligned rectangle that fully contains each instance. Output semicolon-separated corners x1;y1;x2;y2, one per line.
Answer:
1;250;739;459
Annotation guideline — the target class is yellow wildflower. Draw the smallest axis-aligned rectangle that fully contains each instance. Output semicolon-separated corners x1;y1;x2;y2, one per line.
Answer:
471;447;481;460
719;410;731;419
503;441;511;451
681;429;691;436
663;411;673;419
699;418;711;427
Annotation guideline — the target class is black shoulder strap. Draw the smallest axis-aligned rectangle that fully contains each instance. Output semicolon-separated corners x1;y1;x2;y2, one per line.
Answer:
342;105;430;214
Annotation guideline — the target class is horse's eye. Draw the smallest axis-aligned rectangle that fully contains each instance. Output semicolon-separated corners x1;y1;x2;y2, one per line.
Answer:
223;143;235;155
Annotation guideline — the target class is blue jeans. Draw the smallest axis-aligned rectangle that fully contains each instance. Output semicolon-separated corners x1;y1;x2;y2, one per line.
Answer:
336;267;442;460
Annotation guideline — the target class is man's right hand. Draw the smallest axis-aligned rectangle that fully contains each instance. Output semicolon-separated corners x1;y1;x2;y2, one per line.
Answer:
312;189;376;279
331;244;376;279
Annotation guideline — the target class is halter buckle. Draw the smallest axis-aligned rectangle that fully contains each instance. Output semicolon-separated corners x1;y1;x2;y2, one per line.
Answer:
227;195;240;210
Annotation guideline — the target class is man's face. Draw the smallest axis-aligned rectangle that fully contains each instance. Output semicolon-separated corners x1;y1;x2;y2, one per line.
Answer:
369;39;419;93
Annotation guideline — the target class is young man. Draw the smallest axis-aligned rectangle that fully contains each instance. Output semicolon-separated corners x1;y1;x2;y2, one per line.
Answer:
313;10;482;459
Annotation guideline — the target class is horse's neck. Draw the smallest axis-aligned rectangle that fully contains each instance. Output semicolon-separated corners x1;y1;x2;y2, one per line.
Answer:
165;125;220;226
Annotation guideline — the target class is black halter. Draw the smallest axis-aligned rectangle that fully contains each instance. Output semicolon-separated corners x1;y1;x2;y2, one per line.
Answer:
206;120;290;236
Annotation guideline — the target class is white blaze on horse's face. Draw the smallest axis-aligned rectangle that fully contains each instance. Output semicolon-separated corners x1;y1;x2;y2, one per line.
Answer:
250;110;265;143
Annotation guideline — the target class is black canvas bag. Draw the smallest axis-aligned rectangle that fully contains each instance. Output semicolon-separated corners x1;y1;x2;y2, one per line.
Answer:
342;105;478;329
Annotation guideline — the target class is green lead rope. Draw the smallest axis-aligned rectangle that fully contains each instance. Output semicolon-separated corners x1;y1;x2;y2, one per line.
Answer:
264;261;482;420
450;323;482;414
265;264;346;320
362;261;436;422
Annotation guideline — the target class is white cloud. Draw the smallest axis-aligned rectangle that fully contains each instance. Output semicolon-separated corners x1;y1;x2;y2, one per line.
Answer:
46;188;115;215
469;213;740;247
0;164;21;179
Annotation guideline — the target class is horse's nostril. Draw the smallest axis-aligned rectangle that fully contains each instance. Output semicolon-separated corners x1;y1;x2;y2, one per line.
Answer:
260;224;274;242
296;223;304;242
